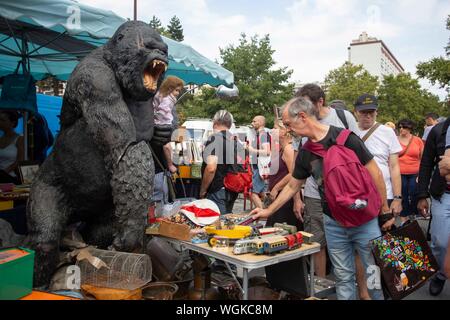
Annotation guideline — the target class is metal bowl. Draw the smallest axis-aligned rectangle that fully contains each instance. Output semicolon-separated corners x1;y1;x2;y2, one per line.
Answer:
142;282;178;300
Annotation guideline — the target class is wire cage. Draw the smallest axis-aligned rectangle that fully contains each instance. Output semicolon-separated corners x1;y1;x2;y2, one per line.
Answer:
76;248;152;290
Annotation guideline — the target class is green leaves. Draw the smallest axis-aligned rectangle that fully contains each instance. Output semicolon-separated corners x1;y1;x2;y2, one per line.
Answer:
179;34;293;127
416;57;450;89
167;16;184;42
149;15;184;42
323;62;446;135
324;62;379;107
377;73;445;133
416;15;450;96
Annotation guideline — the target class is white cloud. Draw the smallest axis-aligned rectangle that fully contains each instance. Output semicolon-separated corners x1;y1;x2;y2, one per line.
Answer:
77;0;448;99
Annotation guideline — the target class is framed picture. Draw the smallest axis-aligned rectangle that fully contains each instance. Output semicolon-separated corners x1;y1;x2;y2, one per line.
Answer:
17;161;40;185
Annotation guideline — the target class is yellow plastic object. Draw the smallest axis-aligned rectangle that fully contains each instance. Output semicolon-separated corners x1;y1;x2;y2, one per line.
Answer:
0;200;13;211
204;225;253;239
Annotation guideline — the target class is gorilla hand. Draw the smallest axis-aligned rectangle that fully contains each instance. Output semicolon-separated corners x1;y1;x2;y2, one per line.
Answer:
151;124;173;147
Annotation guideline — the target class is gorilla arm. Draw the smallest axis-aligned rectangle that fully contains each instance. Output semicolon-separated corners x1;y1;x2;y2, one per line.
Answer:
77;68;153;252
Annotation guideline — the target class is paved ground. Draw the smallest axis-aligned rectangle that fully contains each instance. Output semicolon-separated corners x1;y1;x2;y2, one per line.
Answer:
232;196;450;300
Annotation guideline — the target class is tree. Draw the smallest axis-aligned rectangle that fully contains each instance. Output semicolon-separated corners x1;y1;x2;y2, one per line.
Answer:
149;15;172;38
323;62;379;108
167;16;184;42
149;15;165;34
416;15;450;96
378;73;445;133
179;34;294;126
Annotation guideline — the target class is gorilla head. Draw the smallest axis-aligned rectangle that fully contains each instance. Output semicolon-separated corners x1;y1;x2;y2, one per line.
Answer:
104;21;169;101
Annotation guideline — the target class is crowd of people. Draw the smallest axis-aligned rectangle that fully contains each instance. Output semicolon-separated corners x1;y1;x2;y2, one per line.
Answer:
194;83;449;300
1;76;447;300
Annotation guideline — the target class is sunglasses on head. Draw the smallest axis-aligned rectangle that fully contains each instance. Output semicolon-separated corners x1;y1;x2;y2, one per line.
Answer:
399;125;412;129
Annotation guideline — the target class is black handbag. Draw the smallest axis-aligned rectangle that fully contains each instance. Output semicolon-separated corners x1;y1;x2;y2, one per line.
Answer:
370;220;439;300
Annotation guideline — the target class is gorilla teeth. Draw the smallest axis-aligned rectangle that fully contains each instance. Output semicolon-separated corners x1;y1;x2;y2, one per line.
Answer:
143;59;167;91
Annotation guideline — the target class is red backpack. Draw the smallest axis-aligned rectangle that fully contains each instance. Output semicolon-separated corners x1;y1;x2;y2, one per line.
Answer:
223;138;253;195
223;156;252;195
302;129;382;228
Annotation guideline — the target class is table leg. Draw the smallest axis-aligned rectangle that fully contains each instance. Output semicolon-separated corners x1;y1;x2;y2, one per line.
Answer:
224;261;244;296
243;268;249;300
309;254;315;297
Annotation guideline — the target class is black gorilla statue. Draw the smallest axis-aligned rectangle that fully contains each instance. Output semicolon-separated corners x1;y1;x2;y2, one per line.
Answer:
24;21;171;287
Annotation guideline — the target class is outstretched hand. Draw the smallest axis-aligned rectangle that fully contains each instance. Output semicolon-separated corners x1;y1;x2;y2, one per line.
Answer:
250;207;271;220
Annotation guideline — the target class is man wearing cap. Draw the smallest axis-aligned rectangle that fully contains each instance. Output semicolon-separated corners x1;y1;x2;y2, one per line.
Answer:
354;93;403;299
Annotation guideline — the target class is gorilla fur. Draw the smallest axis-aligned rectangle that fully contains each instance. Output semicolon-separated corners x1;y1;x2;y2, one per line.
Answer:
23;21;172;287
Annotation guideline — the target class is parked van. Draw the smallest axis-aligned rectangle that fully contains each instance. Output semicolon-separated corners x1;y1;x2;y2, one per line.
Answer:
181;118;237;144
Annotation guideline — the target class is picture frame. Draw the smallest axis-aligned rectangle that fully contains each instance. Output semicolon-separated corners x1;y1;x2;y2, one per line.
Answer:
17;161;40;185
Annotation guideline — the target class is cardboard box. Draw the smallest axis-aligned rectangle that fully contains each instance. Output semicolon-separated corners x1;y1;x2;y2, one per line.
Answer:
146;220;191;241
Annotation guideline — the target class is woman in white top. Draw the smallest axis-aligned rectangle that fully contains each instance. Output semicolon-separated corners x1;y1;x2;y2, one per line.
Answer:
0;110;24;183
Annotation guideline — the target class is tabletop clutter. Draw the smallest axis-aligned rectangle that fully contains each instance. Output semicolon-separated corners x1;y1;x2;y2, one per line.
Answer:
146;198;314;256
0;198;315;300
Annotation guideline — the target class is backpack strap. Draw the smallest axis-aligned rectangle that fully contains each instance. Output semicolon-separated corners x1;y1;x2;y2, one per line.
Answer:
362;122;381;142
302;139;327;158
336;129;352;146
336;109;349;129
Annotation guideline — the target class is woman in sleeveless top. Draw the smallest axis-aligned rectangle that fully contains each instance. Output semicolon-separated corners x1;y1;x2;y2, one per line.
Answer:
264;122;306;295
0;111;24;184
397;119;424;224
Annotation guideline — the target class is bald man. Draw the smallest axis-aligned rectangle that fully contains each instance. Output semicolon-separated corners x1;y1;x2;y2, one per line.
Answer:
248;115;271;208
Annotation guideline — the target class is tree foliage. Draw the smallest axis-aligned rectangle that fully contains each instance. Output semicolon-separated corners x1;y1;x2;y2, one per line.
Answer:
149;15;165;34
377;73;445;133
416;15;450;93
323;62;446;134
324;62;379;107
149;15;180;39
179;34;294;126
167;16;184;42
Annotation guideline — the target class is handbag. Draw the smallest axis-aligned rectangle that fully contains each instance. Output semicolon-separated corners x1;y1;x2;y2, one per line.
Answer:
370;220;439;300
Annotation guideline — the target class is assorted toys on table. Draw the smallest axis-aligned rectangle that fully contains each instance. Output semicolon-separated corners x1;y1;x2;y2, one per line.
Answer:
146;199;314;257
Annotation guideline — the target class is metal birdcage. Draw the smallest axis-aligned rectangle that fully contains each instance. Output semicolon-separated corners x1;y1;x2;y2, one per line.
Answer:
76;248;152;290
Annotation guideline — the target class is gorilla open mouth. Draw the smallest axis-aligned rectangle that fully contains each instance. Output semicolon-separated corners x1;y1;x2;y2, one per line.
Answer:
143;59;167;92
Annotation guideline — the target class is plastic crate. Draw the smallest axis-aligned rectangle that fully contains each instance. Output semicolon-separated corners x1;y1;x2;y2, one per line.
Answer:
0;247;35;300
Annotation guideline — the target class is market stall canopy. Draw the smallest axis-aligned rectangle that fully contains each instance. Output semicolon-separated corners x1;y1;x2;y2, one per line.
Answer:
0;0;234;86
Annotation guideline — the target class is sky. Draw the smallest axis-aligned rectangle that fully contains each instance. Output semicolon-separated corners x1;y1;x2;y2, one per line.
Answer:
78;0;450;99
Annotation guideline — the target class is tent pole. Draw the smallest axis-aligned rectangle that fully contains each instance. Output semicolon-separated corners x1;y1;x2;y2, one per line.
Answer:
23;111;28;161
134;0;137;21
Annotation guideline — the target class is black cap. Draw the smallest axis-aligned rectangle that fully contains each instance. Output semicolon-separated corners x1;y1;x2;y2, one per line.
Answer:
354;94;378;111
